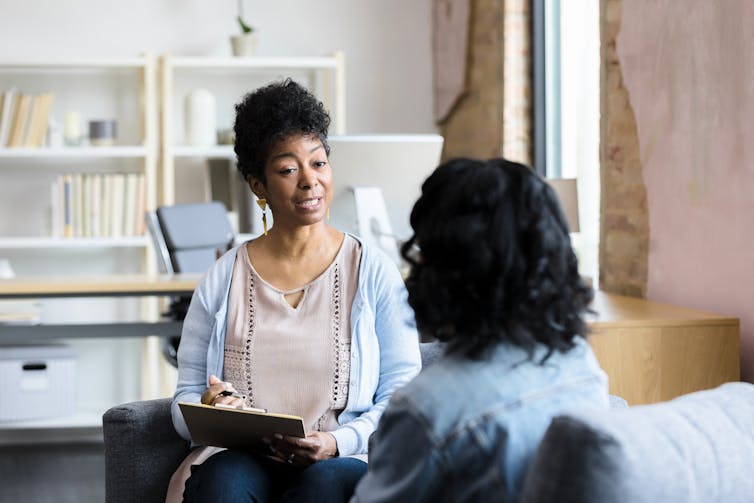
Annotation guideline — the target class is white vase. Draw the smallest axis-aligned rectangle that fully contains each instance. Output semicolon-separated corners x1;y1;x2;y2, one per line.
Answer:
231;33;257;57
184;89;216;147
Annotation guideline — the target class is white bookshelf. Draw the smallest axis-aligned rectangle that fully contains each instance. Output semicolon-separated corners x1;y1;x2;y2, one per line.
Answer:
0;56;159;435
0;56;158;243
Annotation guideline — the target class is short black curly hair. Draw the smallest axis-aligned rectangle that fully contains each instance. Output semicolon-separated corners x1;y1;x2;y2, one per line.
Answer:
400;158;593;361
233;78;331;183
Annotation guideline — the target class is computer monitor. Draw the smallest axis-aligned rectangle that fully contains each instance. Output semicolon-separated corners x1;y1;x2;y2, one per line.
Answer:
327;134;444;263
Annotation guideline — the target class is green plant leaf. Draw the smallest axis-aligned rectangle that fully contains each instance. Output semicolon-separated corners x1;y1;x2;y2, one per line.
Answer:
237;15;254;34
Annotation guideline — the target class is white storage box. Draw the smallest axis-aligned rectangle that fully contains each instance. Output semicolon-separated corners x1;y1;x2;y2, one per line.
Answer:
0;345;77;422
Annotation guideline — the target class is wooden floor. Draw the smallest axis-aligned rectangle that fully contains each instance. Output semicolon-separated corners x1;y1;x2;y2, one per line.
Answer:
0;442;104;502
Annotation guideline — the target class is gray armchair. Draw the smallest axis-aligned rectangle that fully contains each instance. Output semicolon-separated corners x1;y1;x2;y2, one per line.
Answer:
103;342;445;503
103;397;189;503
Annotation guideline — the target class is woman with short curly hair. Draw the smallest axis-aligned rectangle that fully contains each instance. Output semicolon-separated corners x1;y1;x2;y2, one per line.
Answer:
353;158;609;502
167;79;421;502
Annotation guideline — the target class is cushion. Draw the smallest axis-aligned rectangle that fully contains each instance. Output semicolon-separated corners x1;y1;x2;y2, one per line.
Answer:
520;382;754;503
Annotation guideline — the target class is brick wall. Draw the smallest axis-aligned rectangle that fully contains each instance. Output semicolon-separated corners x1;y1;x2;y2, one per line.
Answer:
501;0;531;165
599;0;649;296
438;0;505;161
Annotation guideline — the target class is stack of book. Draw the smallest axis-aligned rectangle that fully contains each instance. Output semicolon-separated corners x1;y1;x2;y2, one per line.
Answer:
52;172;147;239
0;301;41;326
0;87;55;148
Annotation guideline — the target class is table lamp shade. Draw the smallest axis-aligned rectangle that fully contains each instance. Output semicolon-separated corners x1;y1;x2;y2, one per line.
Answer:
547;178;580;233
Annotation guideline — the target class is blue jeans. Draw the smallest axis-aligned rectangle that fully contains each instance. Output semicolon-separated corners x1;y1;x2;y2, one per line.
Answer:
183;449;367;503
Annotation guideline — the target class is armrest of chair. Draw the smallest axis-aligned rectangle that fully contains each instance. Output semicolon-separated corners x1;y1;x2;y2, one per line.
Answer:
103;398;190;503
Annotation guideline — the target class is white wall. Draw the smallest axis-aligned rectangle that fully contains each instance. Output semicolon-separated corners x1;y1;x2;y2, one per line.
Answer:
0;0;436;134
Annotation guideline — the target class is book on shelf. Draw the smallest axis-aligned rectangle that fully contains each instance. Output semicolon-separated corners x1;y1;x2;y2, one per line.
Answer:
0;301;41;326
23;92;53;148
6;92;30;148
0;90;54;148
123;173;138;237
72;173;84;238
134;173;147;236
20;94;39;148
0;87;17;147
101;173;112;238
89;174;103;238
50;180;61;238
109;174;125;238
61;174;73;238
53;172;147;239
81;174;92;238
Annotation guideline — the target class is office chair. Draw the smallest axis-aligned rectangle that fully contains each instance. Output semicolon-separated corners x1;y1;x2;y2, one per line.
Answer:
146;201;235;367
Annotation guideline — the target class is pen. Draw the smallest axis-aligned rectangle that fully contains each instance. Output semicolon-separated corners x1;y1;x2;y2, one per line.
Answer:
218;389;247;400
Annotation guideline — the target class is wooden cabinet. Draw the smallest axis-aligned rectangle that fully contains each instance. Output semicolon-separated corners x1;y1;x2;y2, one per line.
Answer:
588;291;740;405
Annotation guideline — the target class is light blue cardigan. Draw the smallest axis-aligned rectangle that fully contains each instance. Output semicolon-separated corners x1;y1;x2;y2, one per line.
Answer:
171;236;422;456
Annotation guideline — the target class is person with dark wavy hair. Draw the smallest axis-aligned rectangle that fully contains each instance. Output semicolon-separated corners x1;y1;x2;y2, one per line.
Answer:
166;79;421;503
353;158;609;502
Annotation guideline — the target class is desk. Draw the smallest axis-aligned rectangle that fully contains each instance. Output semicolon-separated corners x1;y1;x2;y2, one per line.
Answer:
1;279;740;408
588;291;740;405
0;274;201;342
0;274;202;432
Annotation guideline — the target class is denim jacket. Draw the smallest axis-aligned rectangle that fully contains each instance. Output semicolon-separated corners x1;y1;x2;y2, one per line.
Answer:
352;337;608;502
171;236;422;456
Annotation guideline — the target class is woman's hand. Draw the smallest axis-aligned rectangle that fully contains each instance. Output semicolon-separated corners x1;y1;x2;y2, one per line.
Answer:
263;431;338;466
200;374;245;408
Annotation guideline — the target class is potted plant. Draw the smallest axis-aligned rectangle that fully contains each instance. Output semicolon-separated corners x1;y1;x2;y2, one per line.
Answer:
231;0;256;57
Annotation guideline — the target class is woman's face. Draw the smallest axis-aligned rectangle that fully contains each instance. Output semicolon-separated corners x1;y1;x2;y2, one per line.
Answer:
250;132;333;230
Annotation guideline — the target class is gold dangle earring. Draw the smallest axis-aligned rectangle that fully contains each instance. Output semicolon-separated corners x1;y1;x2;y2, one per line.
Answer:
257;198;268;235
327;207;330;220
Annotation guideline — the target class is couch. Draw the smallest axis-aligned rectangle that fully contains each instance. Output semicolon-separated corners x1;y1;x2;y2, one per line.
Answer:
103;342;753;502
521;381;754;502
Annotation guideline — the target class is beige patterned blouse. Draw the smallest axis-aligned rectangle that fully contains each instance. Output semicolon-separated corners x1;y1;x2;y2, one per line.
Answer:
223;234;361;432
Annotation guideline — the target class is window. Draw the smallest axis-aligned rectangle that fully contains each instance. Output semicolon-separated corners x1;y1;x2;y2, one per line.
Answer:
534;0;600;283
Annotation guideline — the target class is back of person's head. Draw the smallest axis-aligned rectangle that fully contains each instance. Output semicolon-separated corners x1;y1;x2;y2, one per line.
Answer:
234;78;331;183
401;157;593;360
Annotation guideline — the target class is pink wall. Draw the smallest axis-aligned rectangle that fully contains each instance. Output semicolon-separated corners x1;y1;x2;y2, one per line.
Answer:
616;0;754;380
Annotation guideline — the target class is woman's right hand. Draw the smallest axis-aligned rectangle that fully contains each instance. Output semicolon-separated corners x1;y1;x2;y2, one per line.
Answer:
200;374;245;407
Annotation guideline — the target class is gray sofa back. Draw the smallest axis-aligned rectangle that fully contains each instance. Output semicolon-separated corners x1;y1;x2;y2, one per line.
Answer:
521;382;754;502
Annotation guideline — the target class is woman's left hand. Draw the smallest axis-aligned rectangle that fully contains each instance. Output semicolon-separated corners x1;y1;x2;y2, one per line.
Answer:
264;431;338;466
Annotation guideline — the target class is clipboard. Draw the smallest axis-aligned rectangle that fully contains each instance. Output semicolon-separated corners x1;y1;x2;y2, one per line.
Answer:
179;402;306;452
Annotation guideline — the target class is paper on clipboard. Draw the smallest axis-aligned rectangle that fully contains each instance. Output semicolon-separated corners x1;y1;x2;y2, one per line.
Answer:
179;402;306;452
